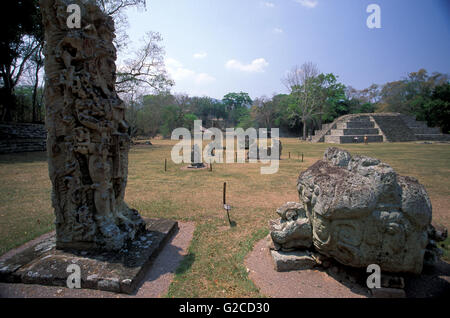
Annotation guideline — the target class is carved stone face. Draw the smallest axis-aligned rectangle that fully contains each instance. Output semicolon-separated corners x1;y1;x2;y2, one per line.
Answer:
270;202;312;251
270;148;435;274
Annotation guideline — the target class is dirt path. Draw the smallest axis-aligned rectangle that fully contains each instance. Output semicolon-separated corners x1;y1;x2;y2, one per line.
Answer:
245;238;450;298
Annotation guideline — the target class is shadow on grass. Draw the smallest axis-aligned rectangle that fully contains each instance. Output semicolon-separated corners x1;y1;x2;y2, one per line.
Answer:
175;252;196;275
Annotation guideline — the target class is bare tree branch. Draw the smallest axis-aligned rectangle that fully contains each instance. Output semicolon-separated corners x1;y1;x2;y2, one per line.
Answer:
116;31;173;99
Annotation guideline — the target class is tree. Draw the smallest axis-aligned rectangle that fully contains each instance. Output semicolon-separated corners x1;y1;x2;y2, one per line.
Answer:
183;113;198;131
0;0;42;121
419;82;450;133
222;92;253;126
253;96;278;129
315;73;346;127
160;104;184;137
28;44;44;122
96;0;147;51
189;96;225;125
116;32;173;97
377;69;448;115
282;62;321;139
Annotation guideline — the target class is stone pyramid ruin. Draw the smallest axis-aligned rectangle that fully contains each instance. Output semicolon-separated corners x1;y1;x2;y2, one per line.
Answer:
312;113;450;144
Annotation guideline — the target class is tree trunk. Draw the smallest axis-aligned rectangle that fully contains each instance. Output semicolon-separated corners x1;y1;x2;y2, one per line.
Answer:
302;119;307;140
1;71;15;122
31;64;39;123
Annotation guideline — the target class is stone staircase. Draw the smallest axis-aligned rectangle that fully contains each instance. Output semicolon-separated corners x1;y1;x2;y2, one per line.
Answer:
398;115;449;141
312;113;450;144
324;116;383;144
0;123;47;153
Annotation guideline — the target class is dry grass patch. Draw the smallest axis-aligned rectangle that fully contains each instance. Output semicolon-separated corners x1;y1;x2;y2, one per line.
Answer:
0;139;449;297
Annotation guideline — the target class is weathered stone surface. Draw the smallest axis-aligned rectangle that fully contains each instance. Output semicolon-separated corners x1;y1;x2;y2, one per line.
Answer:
270;250;317;272
40;0;145;251
370;287;406;298
381;274;405;289
190;144;205;168
313;113;450;144
270;202;312;251
269;147;445;274
0;219;178;294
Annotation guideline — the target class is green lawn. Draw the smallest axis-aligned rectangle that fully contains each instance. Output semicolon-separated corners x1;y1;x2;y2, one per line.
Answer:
0;139;449;297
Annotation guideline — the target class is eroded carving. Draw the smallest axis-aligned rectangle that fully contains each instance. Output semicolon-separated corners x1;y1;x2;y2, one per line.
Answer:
270;147;445;274
41;0;145;251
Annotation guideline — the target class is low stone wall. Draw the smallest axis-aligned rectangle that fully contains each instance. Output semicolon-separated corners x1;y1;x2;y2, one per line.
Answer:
339;121;375;129
0;123;47;154
330;128;379;136
325;135;383;144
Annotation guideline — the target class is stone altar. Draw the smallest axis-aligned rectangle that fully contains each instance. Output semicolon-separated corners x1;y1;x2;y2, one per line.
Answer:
269;147;446;274
189;144;205;168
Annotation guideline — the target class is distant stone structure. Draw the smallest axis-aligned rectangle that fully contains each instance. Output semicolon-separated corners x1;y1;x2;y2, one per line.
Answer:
189;144;205;168
246;138;282;160
0;123;46;153
41;0;145;251
312;113;450;144
269;147;446;274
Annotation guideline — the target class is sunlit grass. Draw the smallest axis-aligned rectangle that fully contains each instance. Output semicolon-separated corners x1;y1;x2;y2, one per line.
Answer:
0;139;449;297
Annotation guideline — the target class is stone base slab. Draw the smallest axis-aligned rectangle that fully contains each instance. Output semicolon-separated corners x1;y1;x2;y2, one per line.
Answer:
270;250;318;272
180;164;209;171
0;218;178;294
370;287;406;298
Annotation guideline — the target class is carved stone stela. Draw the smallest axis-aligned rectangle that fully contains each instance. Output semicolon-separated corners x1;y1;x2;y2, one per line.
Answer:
41;0;145;251
0;1;177;294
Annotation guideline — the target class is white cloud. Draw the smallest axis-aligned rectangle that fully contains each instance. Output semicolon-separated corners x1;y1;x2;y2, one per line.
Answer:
273;27;283;34
261;1;275;8
166;58;183;69
225;58;269;73
295;0;318;8
166;58;215;85
195;73;216;85
193;52;207;59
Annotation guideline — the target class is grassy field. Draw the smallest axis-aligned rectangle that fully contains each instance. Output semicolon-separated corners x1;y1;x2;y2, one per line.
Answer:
0;139;449;297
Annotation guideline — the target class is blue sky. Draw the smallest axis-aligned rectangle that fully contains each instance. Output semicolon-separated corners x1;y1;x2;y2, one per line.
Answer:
123;0;450;99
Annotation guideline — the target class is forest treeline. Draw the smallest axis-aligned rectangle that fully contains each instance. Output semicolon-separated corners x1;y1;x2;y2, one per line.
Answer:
126;68;450;138
1;1;449;138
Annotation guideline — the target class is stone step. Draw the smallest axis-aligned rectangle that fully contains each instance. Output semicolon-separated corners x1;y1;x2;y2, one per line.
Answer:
409;127;441;134
347;116;371;122
400;115;429;128
325;135;383;144
330;128;380;136
336;121;375;129
415;134;450;141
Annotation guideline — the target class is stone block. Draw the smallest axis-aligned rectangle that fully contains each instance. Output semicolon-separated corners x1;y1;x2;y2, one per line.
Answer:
270;250;317;272
370;287;406;298
0;218;178;294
